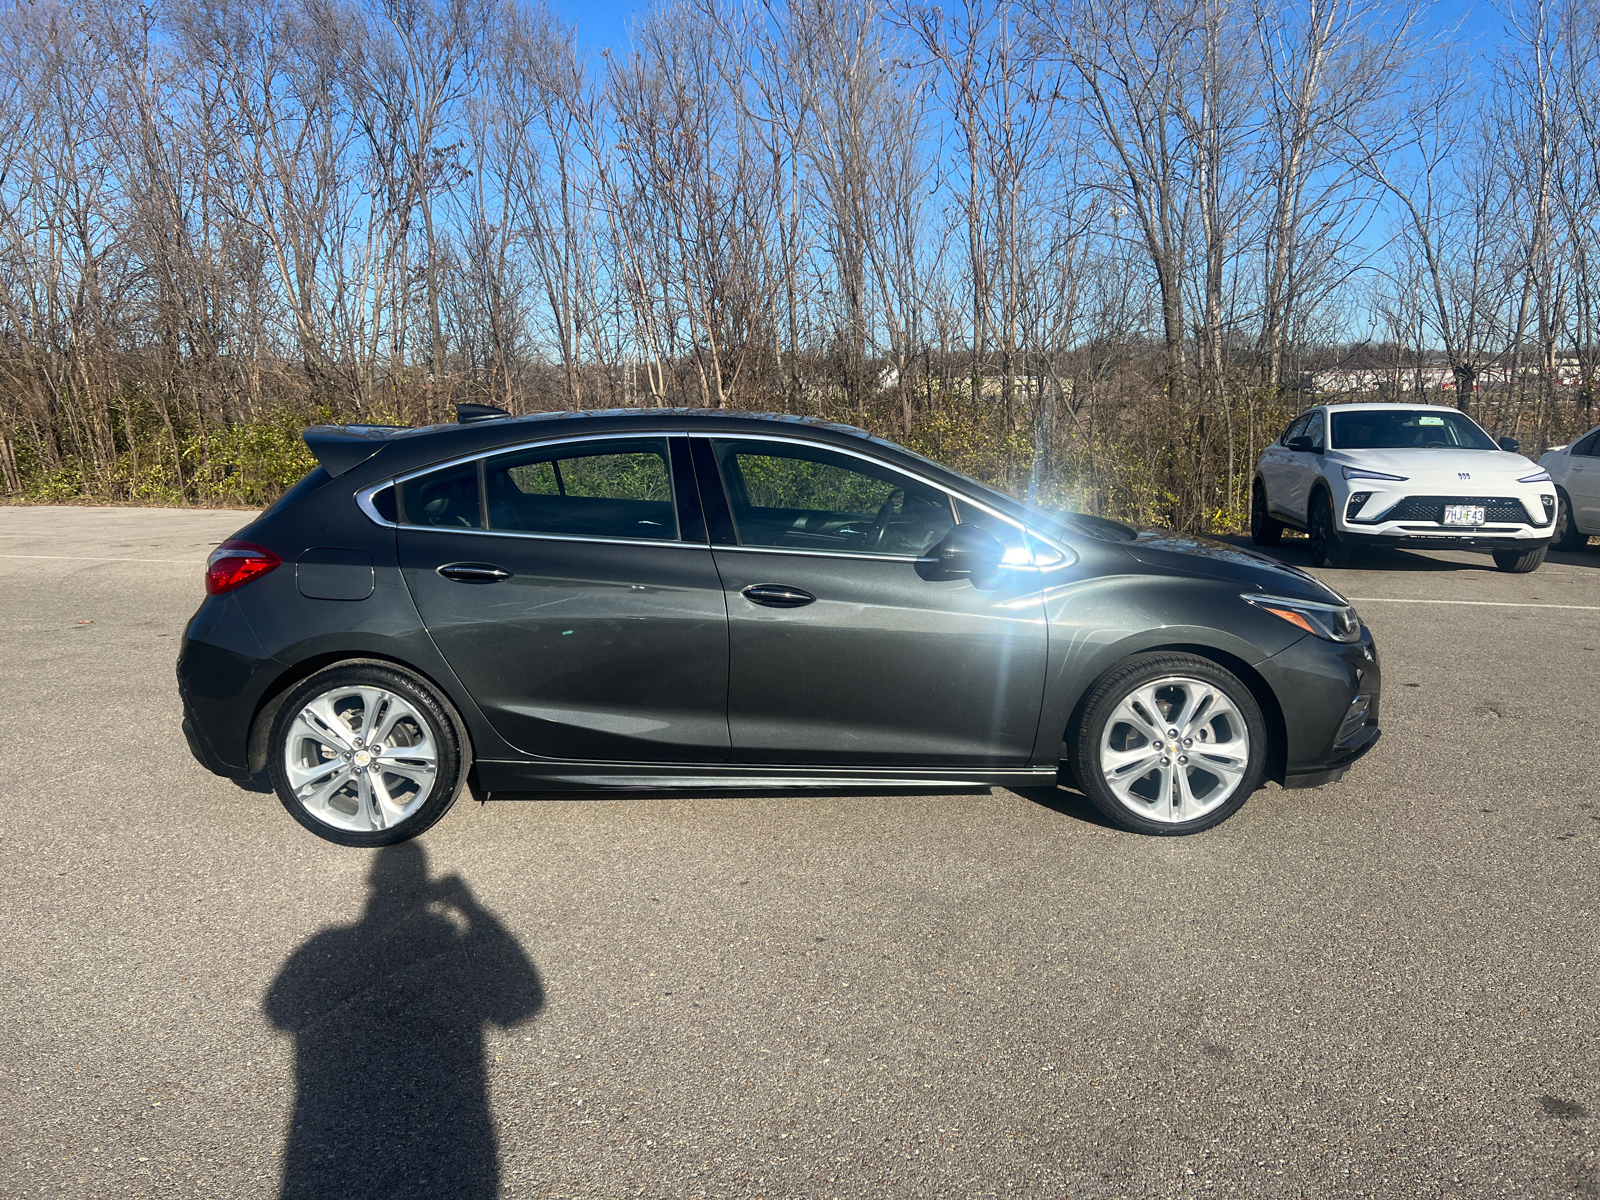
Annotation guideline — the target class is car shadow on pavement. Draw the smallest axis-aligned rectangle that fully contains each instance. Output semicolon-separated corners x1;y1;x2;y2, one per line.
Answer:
1008;784;1123;831
263;841;543;1200
1216;534;1600;572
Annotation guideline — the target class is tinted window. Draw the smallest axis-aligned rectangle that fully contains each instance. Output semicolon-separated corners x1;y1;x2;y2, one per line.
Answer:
1330;409;1498;450
1572;428;1600;457
401;461;482;529
484;438;677;541
1280;414;1311;445
370;484;397;523
1305;410;1325;451
712;440;956;557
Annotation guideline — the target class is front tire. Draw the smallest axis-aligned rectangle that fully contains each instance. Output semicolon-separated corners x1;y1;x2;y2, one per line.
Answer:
1492;545;1547;573
1250;480;1284;546
1074;652;1268;836
1552;491;1588;550
1307;489;1351;568
268;663;466;846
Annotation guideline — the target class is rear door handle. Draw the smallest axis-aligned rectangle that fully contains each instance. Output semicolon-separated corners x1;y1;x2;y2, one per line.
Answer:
438;562;511;583
741;583;815;608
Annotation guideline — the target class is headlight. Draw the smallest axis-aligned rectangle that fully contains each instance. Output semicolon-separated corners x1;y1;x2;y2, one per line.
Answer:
1341;466;1408;481
1242;593;1362;643
1517;469;1551;482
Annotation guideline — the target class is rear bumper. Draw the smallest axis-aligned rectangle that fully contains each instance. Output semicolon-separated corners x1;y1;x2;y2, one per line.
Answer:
181;705;247;779
176;596;282;778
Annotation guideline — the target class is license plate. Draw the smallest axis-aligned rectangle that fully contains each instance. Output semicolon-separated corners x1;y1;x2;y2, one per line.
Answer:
1443;504;1485;526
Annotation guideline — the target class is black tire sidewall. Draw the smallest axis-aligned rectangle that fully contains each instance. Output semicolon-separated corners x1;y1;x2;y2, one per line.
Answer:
1251;481;1282;545
268;663;465;847
1493;545;1547;573
1074;652;1268;836
1553;492;1586;550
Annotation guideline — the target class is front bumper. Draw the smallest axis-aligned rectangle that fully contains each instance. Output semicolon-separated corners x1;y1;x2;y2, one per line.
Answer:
1338;488;1556;544
1257;624;1382;786
1284;723;1380;788
1336;530;1552;551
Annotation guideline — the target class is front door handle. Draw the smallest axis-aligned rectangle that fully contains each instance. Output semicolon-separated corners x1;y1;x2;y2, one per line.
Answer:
438;562;511;584
741;583;815;608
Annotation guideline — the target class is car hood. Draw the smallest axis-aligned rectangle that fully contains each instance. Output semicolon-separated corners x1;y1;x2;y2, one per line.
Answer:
1121;529;1347;604
1326;447;1539;481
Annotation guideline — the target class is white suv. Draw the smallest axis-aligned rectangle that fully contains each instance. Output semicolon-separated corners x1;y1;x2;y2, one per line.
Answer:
1540;423;1600;551
1251;403;1558;573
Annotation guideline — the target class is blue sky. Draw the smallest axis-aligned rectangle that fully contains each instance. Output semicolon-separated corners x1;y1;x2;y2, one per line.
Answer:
558;1;1509;63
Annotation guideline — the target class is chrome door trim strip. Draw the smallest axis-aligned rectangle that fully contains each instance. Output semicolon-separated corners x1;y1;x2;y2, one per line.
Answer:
352;426;1074;565
385;522;713;552
711;543;935;565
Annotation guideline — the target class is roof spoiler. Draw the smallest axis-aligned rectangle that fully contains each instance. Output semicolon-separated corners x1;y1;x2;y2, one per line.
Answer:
458;402;511;423
302;424;405;478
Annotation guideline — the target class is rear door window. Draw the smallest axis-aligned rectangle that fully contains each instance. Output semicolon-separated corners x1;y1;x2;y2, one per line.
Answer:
400;461;482;529
1572;429;1600;457
483;438;678;541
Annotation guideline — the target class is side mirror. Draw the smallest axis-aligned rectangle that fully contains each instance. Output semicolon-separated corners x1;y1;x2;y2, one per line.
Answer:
1498;436;1521;453
1285;435;1315;453
936;524;1006;576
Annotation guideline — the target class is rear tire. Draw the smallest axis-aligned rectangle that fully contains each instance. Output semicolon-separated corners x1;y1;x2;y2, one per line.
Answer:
268;662;466;847
1552;491;1588;550
1492;545;1547;573
1073;652;1267;836
1250;481;1284;546
1307;490;1351;568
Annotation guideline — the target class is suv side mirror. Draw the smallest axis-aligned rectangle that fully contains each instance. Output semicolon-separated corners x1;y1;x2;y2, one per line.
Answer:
936;524;1006;575
1498;436;1521;453
1285;435;1314;453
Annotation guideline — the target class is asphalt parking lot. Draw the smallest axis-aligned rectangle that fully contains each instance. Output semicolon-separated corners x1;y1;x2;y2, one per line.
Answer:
2;505;1597;1200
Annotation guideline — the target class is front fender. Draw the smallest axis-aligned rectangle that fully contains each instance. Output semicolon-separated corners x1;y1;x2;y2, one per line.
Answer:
1029;570;1304;768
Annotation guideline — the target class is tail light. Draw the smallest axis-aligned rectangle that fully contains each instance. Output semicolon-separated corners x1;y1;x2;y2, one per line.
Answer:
205;540;282;595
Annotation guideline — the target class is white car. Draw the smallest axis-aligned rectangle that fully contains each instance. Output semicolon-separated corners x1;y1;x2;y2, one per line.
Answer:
1251;402;1558;573
1540;423;1600;551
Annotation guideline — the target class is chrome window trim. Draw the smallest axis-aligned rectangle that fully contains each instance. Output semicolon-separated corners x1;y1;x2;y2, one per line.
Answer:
368;431;687;544
353;426;1074;565
355;481;398;528
703;432;1074;566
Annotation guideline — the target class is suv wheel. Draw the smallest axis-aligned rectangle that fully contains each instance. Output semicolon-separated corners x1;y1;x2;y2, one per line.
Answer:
1074;652;1267;836
1552;491;1588;550
268;663;466;846
1307;489;1351;568
1250;480;1284;546
1492;545;1547;573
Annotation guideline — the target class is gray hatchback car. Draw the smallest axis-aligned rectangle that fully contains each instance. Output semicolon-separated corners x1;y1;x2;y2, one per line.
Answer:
178;407;1381;845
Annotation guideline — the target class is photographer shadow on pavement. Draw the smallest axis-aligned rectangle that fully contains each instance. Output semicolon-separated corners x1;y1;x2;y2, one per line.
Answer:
264;841;543;1200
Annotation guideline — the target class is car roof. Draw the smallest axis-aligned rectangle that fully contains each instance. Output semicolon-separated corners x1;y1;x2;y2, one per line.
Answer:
1317;402;1467;413
312;408;946;487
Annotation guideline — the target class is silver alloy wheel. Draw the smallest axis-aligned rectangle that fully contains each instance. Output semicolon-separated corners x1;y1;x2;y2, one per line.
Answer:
1098;674;1252;825
282;685;438;833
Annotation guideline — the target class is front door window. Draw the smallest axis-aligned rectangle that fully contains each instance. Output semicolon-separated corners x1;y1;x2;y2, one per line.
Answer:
711;439;956;557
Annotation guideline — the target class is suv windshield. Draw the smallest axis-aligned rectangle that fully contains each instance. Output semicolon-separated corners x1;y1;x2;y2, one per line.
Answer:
1330;409;1498;451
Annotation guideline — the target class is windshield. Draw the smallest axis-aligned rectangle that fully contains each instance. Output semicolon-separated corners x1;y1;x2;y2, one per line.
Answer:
1330;409;1498;451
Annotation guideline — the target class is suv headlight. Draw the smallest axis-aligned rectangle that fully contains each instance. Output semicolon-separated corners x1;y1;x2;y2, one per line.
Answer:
1342;466;1408;481
1242;593;1362;643
1517;469;1551;482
